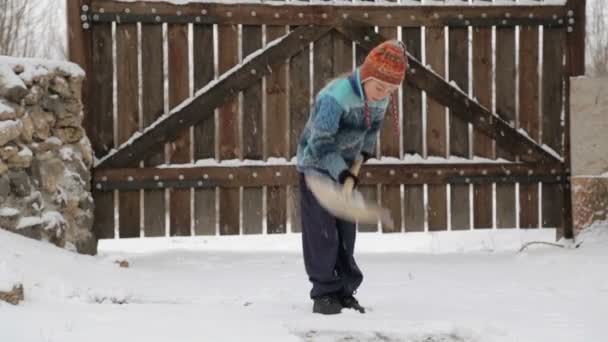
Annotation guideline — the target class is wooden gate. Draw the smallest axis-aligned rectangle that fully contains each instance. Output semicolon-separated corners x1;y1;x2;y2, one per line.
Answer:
67;0;585;240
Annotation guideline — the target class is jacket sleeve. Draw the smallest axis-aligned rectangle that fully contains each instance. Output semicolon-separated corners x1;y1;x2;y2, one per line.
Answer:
308;96;349;181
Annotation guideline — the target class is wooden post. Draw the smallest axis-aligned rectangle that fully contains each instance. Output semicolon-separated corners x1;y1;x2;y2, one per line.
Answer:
67;0;93;140
566;0;586;76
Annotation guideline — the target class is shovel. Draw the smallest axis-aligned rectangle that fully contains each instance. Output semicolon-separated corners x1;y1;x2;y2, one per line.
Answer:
304;158;395;230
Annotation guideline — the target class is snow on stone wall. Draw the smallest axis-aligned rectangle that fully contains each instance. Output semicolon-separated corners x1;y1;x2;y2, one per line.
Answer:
0;56;95;255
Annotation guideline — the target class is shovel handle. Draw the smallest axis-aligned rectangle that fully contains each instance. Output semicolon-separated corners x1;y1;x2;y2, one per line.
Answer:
343;157;364;197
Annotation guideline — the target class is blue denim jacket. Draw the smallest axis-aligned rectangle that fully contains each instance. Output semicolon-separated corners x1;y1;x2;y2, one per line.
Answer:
296;68;389;181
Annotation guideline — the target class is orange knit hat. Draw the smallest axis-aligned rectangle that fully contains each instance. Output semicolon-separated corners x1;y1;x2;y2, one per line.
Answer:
360;40;408;86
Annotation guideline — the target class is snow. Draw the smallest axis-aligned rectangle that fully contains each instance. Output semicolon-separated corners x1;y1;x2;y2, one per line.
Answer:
0;64;27;89
155;154;512;169
16;216;43;230
0;100;13;114
17;146;32;157
0;223;607;341
0;119;21;135
0;207;19;217
0;56;85;81
541;144;563;162
41;211;66;232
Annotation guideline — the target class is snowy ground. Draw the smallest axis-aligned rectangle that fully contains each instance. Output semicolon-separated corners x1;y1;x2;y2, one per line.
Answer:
1;225;607;342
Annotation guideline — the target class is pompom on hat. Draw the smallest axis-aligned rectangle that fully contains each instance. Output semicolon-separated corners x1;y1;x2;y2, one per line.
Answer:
360;39;408;86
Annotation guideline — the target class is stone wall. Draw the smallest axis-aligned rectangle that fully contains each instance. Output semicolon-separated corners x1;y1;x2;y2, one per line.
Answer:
0;57;95;254
570;77;608;236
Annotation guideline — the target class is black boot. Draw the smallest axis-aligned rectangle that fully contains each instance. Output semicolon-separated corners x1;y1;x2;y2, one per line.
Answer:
312;295;342;315
340;294;365;313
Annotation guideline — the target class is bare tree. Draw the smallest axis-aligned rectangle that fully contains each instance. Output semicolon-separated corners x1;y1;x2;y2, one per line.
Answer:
0;0;66;59
587;0;608;76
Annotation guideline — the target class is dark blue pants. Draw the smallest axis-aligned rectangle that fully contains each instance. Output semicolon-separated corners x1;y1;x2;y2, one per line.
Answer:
299;173;363;299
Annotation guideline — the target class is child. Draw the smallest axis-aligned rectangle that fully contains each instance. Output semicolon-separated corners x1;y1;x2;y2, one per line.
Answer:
296;40;408;315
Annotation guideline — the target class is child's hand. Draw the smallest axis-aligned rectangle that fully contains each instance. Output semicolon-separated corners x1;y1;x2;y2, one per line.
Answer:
361;152;373;163
338;169;359;189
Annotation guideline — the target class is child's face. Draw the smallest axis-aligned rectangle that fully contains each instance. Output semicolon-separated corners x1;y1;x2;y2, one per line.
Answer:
363;79;399;102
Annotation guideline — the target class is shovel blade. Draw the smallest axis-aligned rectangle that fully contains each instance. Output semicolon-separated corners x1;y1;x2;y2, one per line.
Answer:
305;174;394;230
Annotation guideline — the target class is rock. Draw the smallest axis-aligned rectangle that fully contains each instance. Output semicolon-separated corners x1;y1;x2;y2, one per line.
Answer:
0;160;7;175
7;146;32;169
75;232;97;255
0;145;18;160
32;120;50;141
23;191;43;215
64;98;82;115
12;65;24;74
56;114;83;128
54;127;83;144
8;170;31;197
40;94;66;117
0;120;22;146
19;113;34;143
49;76;72;98
41;211;67;246
33;137;62;153
68;77;84;103
78;193;94;213
0;207;20;230
31;154;64;193
0;73;28;103
115;260;130;268
78;137;93;168
0;284;24;305
23;85;43;105
0;174;9;200
0;100;17;120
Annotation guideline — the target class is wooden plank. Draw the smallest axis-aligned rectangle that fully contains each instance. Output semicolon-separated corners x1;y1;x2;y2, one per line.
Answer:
265;25;289;234
218;24;240;235
116;24;140;238
93;163;567;190
448;26;470;231
378;24;402;233
495;26;516;229
542;28;565;231
519;25;540;229
95;26;331;169
90;1;568;27
335;26;561;165
566;0;586;76
94;163;569;191
193;23;216;236
402;27;424;232
426;27;447;231
288;25;311;234
168;24;191;236
242;25;264;235
90;23;114;239
472;26;493;229
560;76;573;239
141;23;166;238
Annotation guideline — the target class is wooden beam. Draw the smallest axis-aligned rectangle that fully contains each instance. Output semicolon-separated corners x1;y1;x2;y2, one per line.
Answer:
335;25;563;164
89;1;567;27
95;25;331;169
93;163;568;191
566;0;585;76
